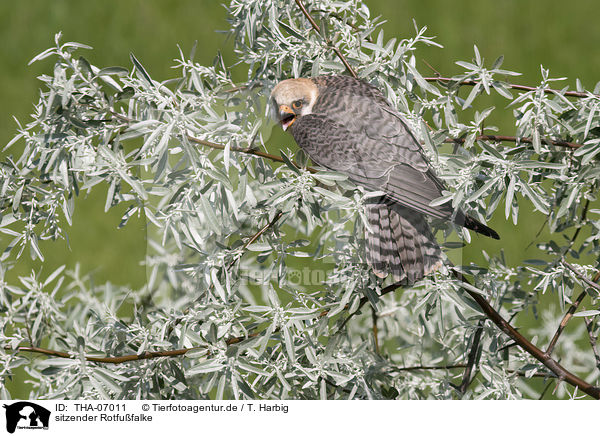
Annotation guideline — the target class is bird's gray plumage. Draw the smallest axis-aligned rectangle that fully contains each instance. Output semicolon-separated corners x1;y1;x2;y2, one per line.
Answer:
271;75;498;284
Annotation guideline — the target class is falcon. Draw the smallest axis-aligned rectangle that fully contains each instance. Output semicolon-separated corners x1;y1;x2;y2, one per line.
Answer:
270;75;499;284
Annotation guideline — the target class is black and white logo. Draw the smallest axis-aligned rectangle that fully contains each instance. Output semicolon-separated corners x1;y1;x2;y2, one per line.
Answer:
3;402;50;434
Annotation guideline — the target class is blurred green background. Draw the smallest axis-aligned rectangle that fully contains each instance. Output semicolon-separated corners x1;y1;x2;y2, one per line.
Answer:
1;0;598;397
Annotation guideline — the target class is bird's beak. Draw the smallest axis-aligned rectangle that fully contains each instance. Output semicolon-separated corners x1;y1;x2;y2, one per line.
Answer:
278;105;296;131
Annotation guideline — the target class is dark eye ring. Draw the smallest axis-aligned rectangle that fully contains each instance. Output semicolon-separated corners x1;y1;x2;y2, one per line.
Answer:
292;99;303;110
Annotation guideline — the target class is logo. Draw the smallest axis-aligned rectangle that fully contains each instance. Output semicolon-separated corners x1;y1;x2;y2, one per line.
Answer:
3;402;50;434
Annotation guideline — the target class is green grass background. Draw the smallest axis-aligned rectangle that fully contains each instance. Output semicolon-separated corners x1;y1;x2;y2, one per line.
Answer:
1;0;598;398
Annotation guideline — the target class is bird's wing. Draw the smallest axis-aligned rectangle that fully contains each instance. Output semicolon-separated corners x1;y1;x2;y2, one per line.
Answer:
292;112;452;220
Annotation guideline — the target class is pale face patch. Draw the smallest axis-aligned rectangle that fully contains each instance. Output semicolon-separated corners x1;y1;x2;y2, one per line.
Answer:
270;78;318;129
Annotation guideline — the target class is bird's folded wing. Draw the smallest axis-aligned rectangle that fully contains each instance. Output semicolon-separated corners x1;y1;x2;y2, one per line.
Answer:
293;113;454;221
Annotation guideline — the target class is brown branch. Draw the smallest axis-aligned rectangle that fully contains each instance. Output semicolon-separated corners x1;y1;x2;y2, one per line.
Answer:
227;210;284;270
545;290;587;357
452;269;600;399
423;76;595;99
584;317;600;371
562;261;600;295
457;320;484;394
392;363;467;373
566;199;591;252
13;345;199;364
242;210;283;250
445;135;582;149
185;135;317;173
9;330;262;364
371;306;379;353
539;380;555;399
294;0;358;79
110;111;317;173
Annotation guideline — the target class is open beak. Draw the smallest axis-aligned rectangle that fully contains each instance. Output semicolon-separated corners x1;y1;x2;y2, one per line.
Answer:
278;105;296;131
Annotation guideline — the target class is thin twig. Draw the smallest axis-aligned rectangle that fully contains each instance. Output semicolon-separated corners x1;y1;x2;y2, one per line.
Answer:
584;317;600;371
422;59;442;77
186;135;318;173
445;134;582;149
242;211;283;250
568;199;590;248
423;76;595;99
12;345;199;364
543;201;595;356
294;0;358;79
9;330;262;364
227;210;284;270
110;111;317;173
562;261;600;295
457;320;484;394
450;269;600;399
539;380;555;399
545;290;586;357
393;363;467;372
371;307;379;353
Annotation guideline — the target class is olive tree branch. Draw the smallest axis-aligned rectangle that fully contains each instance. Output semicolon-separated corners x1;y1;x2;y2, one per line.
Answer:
544;264;600;357
455;319;484;395
544;289;587;357
461;279;600;398
340;271;600;398
287;2;600;398
542;200;595;356
294;0;358;79
562;261;600;295
443;135;582;149
227;210;284;270
584;317;600;372
423;76;597;99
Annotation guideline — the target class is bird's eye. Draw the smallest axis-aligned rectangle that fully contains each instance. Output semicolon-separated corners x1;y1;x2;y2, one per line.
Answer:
292;99;303;110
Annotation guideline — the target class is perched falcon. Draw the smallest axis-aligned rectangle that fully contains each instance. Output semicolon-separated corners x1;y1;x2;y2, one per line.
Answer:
270;75;499;284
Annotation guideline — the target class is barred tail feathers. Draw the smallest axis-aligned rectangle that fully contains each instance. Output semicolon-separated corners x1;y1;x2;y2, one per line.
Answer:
365;204;442;284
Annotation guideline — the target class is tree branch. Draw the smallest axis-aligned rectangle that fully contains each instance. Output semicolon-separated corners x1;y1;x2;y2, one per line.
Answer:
444;134;582;149
90;10;597;398
543;262;600;360
371;306;380;353
185;134;316;173
454;269;600;399
456;319;484;395
584;317;600;372
12;345;199;364
562;261;600;295
227;210;284;270
110;111;318;173
544;290;586;357
423;76;596;99
337;270;600;399
294;0;358;79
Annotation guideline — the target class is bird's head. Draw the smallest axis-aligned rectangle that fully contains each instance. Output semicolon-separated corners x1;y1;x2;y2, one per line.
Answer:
270;78;318;131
